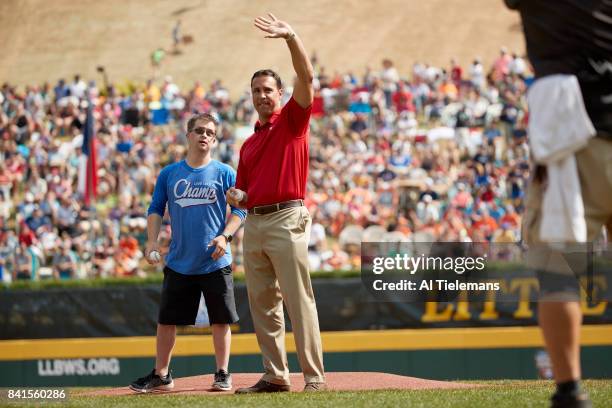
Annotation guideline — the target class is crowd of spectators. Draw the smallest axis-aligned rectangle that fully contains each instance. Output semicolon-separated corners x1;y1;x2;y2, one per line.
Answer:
0;47;532;282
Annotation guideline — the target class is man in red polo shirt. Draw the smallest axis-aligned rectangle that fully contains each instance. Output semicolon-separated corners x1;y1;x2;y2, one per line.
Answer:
227;13;326;393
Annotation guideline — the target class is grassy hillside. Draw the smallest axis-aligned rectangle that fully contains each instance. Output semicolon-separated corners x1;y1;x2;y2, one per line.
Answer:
0;0;523;94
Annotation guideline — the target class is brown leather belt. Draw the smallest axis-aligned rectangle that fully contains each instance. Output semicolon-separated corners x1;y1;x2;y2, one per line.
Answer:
248;199;304;215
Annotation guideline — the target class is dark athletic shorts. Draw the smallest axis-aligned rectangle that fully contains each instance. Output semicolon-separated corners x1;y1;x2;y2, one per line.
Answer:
158;265;239;325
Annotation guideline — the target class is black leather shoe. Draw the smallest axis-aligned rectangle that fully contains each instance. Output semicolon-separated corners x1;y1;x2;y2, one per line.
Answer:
551;391;592;408
235;379;290;394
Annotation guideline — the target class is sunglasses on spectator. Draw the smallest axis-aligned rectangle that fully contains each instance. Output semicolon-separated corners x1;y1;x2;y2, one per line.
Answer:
191;127;216;138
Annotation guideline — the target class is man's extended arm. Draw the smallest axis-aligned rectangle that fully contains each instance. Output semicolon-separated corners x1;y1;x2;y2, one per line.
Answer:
254;13;314;107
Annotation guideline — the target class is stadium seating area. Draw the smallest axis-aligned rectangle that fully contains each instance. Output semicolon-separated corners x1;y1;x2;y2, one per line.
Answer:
0;48;531;281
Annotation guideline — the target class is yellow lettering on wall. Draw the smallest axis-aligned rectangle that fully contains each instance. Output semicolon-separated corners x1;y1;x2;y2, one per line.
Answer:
510;278;538;319
454;291;471;321
422;302;453;322
479;280;507;320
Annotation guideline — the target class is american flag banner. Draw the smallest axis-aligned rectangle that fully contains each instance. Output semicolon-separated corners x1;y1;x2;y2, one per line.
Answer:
77;99;97;205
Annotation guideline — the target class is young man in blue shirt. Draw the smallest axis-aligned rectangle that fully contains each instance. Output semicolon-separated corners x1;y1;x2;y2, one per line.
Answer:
129;113;246;393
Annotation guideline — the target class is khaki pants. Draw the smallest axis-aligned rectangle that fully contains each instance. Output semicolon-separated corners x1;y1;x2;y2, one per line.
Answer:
523;136;612;298
243;206;325;385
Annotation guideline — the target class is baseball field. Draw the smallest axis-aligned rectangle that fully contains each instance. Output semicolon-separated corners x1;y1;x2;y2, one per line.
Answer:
2;1;611;407
40;380;612;407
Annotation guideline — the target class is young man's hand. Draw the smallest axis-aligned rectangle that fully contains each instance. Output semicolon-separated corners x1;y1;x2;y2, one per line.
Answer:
208;236;228;261
144;242;161;265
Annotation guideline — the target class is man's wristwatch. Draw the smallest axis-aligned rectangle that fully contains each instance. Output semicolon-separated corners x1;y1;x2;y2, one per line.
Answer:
223;233;233;243
285;31;296;41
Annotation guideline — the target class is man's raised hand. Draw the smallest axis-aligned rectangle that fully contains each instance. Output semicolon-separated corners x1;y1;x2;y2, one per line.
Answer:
254;13;294;40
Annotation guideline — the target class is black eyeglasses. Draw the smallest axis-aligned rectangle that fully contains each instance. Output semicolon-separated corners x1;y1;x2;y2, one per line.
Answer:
191;127;216;138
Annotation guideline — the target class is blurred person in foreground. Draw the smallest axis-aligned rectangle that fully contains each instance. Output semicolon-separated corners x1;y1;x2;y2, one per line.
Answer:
227;14;326;393
506;1;612;407
129;113;245;393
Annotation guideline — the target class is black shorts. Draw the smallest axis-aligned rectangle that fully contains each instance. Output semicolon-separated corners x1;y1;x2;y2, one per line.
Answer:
158;265;239;325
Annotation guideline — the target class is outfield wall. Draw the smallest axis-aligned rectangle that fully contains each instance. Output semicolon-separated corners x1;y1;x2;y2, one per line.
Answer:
2;278;611;386
2;278;611;339
1;326;611;386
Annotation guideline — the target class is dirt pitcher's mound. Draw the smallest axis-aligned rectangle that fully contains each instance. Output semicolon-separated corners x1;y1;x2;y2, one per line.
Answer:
81;372;478;397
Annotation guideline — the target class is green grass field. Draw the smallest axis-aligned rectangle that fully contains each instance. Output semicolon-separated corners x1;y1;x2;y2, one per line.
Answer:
30;380;610;408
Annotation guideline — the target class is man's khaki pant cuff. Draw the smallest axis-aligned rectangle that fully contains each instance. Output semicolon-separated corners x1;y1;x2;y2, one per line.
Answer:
262;373;290;386
304;375;326;384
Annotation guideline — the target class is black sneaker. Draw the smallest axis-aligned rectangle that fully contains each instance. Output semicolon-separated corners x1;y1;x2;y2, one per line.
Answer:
129;369;174;393
550;391;592;408
212;369;232;391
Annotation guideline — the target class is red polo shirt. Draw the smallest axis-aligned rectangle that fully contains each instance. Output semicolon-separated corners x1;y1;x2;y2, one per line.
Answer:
236;97;311;208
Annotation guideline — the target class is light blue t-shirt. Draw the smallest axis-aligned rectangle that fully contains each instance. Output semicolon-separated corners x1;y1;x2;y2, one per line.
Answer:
148;160;246;275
